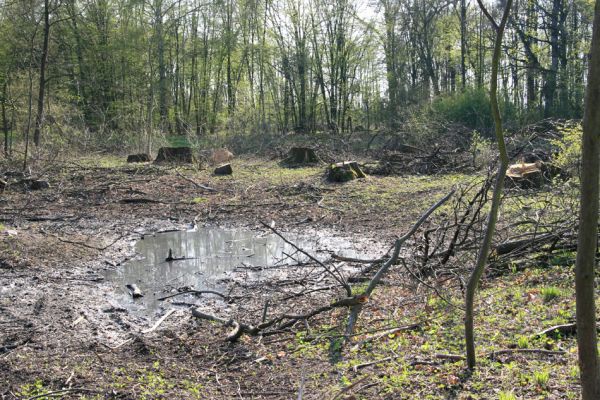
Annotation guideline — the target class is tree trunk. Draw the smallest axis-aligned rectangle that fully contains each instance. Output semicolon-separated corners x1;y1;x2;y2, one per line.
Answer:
33;0;50;147
1;81;8;155
576;0;600;395
465;0;512;370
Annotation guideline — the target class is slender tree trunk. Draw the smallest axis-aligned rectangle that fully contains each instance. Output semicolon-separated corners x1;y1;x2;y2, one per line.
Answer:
33;0;50;147
2;81;9;155
465;0;512;370
460;0;467;89
576;0;600;396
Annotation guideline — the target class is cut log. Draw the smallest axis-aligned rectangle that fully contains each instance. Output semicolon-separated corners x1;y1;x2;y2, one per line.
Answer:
126;283;144;298
154;147;194;164
327;161;366;182
282;147;320;166
214;163;233;175
506;162;545;189
127;153;151;163
23;179;50;190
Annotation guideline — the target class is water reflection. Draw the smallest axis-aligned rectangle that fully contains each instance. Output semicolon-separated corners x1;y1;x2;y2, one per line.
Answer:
104;226;373;316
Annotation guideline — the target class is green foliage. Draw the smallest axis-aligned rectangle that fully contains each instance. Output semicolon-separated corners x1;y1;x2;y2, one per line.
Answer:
552;123;582;174
470;130;494;169
431;88;491;130
166;135;192;148
498;391;517;400
533;369;550;388
540;286;561;303
18;380;48;398
517;335;530;349
430;88;518;135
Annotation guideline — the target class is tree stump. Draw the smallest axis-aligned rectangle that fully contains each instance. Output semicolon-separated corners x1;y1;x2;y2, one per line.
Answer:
21;178;50;190
506;162;544;189
127;153;151;163
327;161;366;182
282;147;320;166
210;148;234;165
214;163;233;175
154;147;194;163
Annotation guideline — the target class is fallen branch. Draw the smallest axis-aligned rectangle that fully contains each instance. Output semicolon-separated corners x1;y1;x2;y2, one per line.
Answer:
261;222;352;296
157;289;227;301
351;353;463;372
176;170;216;192
49;232;127;251
350;324;421;351
488;348;566;358
330;376;369;400
26;388;100;400
191;295;369;342
142;309;178;334
345;190;455;337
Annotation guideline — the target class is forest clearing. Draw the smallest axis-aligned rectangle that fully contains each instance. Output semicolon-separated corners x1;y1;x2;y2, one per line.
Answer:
2;0;600;398
0;138;588;399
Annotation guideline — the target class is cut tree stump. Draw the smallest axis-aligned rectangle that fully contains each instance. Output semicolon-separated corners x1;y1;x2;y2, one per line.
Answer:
21;179;50;190
210;148;234;165
127;153;151;163
154;147;194;163
506;161;561;189
282;147;320;166
214;163;233;175
327;161;366;182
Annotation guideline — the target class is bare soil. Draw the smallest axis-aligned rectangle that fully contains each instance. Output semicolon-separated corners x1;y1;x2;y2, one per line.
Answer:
0;156;580;399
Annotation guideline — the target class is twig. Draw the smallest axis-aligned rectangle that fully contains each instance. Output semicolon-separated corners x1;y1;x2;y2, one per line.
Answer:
49;232;127;251
345;190;455;336
26;388;99;400
350;324;421;351
142;309;178;334
352;353;463;372
317;197;344;213
176;170;216;192
157;289;227;301
487;348;566;358
399;258;463;310
330;376;369;400
261;222;352;296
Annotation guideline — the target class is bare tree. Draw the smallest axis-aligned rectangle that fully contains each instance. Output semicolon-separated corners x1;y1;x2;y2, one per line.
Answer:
464;0;512;370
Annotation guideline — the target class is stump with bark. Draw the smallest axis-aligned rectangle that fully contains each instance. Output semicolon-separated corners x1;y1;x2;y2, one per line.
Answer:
327;161;366;182
127;153;151;163
214;163;233;175
282;147;320;166
154;147;194;164
506;161;562;189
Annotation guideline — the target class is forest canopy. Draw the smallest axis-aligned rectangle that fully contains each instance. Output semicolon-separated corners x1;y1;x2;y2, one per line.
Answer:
0;0;594;151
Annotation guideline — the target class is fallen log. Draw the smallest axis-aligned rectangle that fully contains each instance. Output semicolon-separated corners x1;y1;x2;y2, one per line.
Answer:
126;284;144;298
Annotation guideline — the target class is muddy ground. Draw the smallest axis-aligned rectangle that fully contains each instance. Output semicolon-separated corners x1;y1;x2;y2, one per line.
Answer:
0;156;581;399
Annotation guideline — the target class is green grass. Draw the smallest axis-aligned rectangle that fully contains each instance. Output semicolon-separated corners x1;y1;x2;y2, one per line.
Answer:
540;286;561;303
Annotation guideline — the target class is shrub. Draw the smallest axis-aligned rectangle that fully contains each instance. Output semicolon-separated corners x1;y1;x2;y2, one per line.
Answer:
551;123;581;175
430;88;517;135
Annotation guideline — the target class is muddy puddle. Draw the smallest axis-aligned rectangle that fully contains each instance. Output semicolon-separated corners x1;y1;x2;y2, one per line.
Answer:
104;226;378;317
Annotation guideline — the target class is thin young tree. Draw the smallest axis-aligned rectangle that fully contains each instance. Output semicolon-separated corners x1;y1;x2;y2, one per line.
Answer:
464;0;512;370
575;0;600;396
